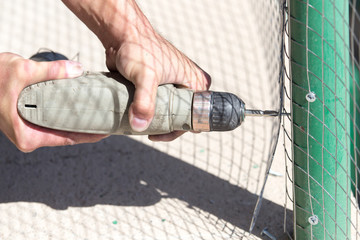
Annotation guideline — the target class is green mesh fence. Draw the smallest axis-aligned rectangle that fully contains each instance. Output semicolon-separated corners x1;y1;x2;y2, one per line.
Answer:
288;0;360;238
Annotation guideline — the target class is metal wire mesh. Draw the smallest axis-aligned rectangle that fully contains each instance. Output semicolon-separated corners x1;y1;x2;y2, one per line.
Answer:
0;0;285;239
284;0;360;239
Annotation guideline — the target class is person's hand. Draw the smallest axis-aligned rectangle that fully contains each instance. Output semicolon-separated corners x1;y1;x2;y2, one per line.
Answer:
105;22;211;141
62;0;211;141
105;32;211;141
0;53;108;152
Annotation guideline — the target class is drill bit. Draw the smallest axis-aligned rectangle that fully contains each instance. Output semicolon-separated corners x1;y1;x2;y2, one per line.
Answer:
244;109;279;117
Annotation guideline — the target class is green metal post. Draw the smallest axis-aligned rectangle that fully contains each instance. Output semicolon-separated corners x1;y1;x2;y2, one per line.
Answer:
290;0;352;239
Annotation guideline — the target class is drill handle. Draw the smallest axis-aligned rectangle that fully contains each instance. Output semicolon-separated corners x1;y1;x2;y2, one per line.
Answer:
18;72;194;135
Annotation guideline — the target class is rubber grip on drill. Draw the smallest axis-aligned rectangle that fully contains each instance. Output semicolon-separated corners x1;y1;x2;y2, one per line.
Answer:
17;72;194;135
210;92;245;131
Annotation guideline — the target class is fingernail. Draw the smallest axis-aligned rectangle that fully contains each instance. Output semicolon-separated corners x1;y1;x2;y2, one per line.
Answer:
130;115;150;132
66;61;83;78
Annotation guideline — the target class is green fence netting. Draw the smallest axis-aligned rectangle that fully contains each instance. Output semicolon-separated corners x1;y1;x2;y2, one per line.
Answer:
289;0;360;238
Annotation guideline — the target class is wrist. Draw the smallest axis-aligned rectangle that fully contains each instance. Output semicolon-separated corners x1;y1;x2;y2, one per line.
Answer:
102;0;155;50
62;0;151;49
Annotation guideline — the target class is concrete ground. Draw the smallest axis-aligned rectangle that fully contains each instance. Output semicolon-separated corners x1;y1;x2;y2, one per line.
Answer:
0;0;292;239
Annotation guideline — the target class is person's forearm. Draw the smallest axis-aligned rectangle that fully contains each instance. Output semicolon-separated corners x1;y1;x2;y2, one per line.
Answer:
62;0;211;139
61;0;151;49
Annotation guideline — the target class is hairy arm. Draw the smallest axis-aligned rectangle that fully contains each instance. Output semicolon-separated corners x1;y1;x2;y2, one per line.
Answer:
62;0;211;141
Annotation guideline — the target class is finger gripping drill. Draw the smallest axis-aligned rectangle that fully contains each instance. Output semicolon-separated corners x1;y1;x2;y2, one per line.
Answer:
17;52;278;135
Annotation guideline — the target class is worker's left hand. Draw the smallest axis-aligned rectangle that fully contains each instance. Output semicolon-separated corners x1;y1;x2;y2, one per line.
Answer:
0;52;108;152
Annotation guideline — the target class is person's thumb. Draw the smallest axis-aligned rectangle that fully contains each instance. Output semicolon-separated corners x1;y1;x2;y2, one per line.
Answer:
26;59;83;85
128;70;158;132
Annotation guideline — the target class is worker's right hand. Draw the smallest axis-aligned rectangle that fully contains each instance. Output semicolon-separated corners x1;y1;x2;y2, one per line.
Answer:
104;20;211;141
0;52;108;152
61;0;211;141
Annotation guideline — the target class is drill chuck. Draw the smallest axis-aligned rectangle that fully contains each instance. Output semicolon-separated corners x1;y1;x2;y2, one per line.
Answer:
192;92;245;132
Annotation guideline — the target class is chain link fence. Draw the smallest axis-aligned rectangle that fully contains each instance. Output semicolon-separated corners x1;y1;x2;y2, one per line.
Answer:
0;0;286;239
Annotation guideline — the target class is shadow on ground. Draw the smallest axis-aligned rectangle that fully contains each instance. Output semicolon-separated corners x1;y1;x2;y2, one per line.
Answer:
0;133;292;238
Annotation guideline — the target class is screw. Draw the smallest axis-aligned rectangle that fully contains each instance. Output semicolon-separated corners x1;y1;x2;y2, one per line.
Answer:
305;92;316;102
261;227;277;240
308;215;319;225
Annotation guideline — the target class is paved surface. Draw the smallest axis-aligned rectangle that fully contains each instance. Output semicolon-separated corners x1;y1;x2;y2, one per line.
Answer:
0;0;291;239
